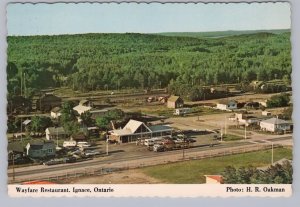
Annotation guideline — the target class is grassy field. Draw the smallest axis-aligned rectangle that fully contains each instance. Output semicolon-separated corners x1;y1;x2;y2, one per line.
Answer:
222;134;243;141
142;148;292;184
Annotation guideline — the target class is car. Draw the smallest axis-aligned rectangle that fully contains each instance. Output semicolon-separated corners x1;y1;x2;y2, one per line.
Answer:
84;150;101;156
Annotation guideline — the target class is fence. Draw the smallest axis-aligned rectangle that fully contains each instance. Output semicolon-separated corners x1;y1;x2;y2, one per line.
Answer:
8;143;282;184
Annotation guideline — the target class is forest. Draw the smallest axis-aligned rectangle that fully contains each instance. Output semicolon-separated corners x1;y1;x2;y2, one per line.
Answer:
7;31;291;99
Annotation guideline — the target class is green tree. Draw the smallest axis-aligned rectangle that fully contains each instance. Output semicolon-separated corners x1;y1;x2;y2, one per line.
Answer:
30;116;52;135
95;117;110;131
267;93;290;108
80;111;94;127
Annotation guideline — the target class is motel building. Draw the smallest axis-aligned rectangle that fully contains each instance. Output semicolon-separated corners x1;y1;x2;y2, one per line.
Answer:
109;119;173;143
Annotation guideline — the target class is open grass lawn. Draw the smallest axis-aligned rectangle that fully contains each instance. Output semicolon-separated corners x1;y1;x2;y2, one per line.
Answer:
222;134;243;141
142;148;292;184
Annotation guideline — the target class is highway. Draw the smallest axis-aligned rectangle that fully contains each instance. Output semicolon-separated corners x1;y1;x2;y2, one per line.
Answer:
8;135;292;182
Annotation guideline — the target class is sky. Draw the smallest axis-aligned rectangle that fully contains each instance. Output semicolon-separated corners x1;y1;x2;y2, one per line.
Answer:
7;2;291;36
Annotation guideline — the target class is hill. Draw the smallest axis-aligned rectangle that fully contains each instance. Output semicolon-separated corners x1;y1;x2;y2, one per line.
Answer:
7;32;291;97
158;29;290;38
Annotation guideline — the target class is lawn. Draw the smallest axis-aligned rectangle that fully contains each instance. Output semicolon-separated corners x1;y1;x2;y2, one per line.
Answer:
222;134;243;141
141;147;292;184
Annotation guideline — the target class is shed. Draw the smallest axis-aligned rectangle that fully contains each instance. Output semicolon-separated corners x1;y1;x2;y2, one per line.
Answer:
167;96;184;109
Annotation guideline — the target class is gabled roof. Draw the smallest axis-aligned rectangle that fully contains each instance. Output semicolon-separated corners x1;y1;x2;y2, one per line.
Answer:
205;175;224;183
260;117;290;125
28;140;55;150
51;106;61;113
46;127;66;135
79;99;90;105
73;105;92;113
124;119;151;133
8;143;24;153
168;96;182;103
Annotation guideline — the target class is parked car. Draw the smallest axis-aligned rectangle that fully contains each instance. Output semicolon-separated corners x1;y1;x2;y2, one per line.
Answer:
84;150;101;156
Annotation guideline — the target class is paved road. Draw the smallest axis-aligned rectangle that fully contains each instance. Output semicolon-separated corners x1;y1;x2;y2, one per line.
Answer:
8;135;292;182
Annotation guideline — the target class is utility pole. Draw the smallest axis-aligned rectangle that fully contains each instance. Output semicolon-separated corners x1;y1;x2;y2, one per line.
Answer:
20;117;23;142
264;140;274;165
106;137;109;156
244;125;247;140
220;126;223;142
56;127;59;149
12;152;15;181
271;142;274;164
224;116;227;135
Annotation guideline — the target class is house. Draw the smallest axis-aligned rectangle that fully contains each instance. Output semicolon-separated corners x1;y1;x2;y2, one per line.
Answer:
109;119;173;143
167;96;184;109
260;117;292;133
204;175;224;184
45;127;68;140
73;104;92;115
50;107;62;119
36;93;62;112
216;100;237;111
26;140;56;158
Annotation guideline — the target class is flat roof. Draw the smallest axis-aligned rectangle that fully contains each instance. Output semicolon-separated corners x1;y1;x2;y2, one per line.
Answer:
148;125;173;132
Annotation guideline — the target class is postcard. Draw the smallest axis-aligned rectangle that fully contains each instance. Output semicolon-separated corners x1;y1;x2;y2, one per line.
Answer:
6;1;293;197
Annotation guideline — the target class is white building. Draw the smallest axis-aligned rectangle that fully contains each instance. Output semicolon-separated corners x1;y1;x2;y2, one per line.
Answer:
50;107;62;119
260;117;292;132
45;127;67;140
73;105;92;115
109;119;173;143
216;100;237;111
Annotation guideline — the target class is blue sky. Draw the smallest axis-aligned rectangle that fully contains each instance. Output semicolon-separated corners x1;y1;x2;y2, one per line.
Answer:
7;2;291;36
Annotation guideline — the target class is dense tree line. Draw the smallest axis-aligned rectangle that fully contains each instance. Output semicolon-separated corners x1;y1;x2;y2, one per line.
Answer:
7;32;291;96
222;161;292;184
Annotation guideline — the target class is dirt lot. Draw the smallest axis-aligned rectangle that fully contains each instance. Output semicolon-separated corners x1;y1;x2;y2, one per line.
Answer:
66;169;163;184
